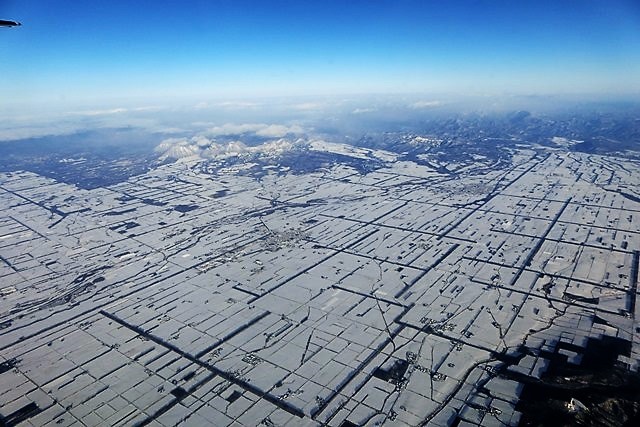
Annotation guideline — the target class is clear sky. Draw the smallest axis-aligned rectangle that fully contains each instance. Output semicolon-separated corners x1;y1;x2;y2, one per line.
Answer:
1;0;639;112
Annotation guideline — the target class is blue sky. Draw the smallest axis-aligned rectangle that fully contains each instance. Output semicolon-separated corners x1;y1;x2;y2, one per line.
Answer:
1;0;639;112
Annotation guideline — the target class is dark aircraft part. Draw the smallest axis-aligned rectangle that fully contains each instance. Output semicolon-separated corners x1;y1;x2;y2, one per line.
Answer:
0;19;21;27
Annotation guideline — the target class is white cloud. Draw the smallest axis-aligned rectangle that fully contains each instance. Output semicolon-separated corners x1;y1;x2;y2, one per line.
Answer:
191;135;213;148
67;105;163;116
292;102;322;111
0;123;78;141
205;123;304;138
70;107;128;116
352;107;377;114
255;124;304;138
205;123;266;136
410;100;442;109
216;101;262;108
